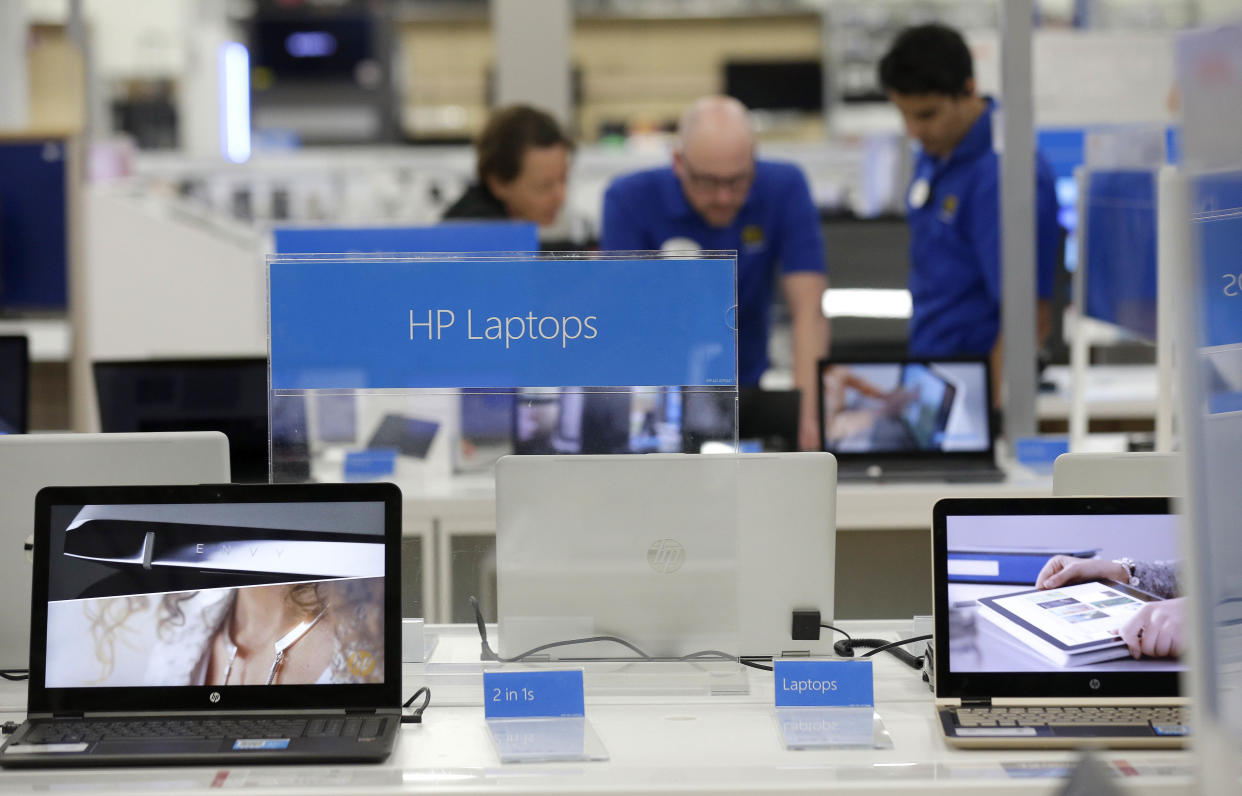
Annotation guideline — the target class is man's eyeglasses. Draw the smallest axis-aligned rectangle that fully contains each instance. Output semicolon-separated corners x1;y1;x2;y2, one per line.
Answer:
680;158;755;194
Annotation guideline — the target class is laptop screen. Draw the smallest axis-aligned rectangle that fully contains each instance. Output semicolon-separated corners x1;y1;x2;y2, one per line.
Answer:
29;483;400;713
933;497;1182;700
0;336;29;435
93;359;311;484
514;388;684;455
818;359;992;457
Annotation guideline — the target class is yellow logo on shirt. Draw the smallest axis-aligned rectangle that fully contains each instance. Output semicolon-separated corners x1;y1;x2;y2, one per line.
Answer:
939;195;959;222
741;224;765;249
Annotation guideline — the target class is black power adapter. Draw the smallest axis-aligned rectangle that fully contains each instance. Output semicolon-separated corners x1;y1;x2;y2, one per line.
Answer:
791;609;822;641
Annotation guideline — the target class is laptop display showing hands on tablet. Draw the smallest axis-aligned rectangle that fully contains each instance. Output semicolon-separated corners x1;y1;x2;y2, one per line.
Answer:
818;357;1002;482
932;498;1186;749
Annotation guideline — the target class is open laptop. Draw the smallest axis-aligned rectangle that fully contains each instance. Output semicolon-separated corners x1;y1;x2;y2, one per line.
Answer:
0;335;30;434
495;452;836;660
93;358;311;483
932;496;1187;748
818;357;1003;482
0;432;231;671
0;481;402;767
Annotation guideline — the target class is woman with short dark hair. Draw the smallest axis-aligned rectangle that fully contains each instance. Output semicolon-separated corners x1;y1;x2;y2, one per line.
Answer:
443;105;572;226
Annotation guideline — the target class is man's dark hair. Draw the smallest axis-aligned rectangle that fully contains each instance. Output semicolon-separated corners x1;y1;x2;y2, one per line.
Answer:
878;24;974;97
476;105;572;186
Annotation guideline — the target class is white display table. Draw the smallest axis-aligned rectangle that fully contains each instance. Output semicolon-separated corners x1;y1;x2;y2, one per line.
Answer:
0;622;1193;795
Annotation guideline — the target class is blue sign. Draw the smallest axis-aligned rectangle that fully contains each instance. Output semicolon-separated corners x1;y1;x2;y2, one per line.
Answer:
1194;173;1242;350
273;221;538;255
269;257;737;389
773;660;874;708
483;670;584;719
1084;170;1158;341
775;706;875;749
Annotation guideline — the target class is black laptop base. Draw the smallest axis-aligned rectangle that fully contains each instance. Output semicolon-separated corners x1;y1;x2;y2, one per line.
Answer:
0;712;399;768
837;463;1005;483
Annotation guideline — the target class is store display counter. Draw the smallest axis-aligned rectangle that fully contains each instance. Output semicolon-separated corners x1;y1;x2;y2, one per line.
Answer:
0;622;1192;795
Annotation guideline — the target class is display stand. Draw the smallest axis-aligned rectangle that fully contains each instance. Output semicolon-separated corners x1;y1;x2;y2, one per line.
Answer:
266;250;742;683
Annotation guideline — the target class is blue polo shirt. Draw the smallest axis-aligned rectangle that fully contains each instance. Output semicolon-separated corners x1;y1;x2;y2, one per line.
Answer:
600;161;826;386
906;98;1062;358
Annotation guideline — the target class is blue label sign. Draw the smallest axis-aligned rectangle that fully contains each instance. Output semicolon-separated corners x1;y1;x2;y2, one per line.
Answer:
269;257;736;389
483;670;584;719
273;221;538;255
1195;173;1242;350
774;660;874;708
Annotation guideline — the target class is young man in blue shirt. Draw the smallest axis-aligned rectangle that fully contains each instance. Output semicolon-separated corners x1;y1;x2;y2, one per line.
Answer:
879;24;1061;398
600;96;829;450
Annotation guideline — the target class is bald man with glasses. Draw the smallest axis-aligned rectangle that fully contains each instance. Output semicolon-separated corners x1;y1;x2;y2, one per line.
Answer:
601;96;830;450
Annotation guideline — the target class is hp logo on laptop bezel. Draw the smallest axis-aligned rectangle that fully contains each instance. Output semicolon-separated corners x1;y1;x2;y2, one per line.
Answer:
209;691;222;704
647;539;685;574
1089;678;1101;691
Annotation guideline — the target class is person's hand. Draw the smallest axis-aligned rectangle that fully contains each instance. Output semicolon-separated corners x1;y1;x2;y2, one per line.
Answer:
1035;556;1129;590
1114;598;1185;660
880;387;918;416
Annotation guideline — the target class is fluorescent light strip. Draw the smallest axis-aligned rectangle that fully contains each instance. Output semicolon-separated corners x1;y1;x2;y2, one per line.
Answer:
220;41;251;164
822;288;912;320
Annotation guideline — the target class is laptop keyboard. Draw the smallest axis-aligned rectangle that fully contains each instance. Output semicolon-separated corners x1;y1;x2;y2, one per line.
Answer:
953;706;1187;733
23;716;388;744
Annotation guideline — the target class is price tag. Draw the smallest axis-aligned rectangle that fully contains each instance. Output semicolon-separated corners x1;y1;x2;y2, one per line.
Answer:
773;660;874;708
483;670;584;719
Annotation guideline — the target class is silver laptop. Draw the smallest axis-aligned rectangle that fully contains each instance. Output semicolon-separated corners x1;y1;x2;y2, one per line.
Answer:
0;432;231;671
495;452;836;660
932;497;1187;748
1053;452;1184;497
0;482;402;768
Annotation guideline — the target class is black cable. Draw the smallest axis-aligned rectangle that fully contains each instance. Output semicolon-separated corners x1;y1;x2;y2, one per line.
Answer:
834;636;928;670
402;686;431;724
860;635;932;665
2;721;20;735
0;670;29;682
820;623;852;641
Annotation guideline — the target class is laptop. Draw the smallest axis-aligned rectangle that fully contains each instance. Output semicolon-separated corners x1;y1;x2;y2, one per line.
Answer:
1053;452;1184;497
818;356;1003;482
0;335;30;434
367;413;440;459
932;496;1187;748
93;358;311;483
0;481;402;767
495;452;836;660
0;432;231;671
680;387;799;453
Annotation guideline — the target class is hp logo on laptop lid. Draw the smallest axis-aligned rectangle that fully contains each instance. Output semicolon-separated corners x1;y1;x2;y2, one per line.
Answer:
647;539;685;574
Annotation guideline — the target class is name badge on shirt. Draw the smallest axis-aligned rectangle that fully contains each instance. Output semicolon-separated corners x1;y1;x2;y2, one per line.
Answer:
908;178;931;209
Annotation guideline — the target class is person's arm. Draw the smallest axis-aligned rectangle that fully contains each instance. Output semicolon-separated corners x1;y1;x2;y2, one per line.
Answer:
773;166;831;450
783;271;829;450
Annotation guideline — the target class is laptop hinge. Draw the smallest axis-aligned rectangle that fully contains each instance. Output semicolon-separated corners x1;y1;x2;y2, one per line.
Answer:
52;712;85;720
959;698;991;708
344;708;378;715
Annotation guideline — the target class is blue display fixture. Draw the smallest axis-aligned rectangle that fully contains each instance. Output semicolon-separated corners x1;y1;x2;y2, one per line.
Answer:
1083;170;1159;340
0;139;68;311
